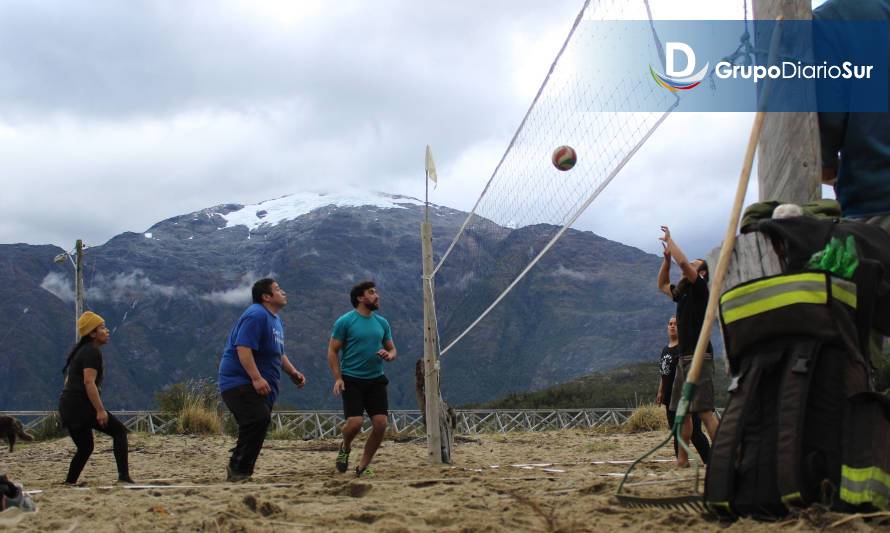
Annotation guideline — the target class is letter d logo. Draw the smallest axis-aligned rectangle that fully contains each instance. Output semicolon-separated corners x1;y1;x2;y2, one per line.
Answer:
649;42;709;92
666;42;696;77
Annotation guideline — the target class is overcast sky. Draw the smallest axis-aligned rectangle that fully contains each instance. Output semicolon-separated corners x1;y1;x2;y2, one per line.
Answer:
0;0;832;260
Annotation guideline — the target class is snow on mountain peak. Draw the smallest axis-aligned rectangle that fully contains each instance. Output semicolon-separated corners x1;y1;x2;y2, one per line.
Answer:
220;191;424;231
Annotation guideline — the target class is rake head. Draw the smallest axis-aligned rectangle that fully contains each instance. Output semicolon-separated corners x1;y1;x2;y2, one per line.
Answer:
614;401;707;514
616;493;708;513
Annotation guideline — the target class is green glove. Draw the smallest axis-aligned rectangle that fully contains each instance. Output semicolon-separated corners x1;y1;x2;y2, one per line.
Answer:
841;235;859;279
807;235;859;279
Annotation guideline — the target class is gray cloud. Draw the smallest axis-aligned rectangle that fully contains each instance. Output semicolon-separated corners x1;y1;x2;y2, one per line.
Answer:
0;1;564;122
2;0;809;269
40;272;75;302
93;270;177;302
40;269;177;304
0;0;582;247
551;265;593;282
200;273;271;306
41;269;276;306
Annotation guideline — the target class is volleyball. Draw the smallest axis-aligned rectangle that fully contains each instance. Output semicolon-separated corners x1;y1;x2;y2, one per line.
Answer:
551;145;577;171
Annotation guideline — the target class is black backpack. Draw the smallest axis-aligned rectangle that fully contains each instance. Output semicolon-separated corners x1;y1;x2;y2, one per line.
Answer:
704;216;890;518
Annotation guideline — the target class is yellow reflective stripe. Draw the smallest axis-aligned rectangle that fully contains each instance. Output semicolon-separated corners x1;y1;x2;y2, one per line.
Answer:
841;465;890;509
722;280;825;311
720;273;826;305
843;465;890;484
720;272;859;324
831;279;858;309
708;501;732;512
781;492;803;504
722;290;827;325
841;487;889;508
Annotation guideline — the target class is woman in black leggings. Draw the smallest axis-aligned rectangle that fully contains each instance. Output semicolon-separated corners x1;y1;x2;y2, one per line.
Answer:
58;311;133;485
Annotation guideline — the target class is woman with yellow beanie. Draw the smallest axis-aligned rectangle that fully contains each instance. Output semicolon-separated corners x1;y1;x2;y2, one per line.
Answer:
58;311;133;485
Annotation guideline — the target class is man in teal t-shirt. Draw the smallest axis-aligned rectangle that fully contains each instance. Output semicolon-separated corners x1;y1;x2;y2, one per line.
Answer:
327;281;397;477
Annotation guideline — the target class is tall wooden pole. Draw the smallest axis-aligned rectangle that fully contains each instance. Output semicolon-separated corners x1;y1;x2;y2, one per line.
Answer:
422;146;451;463
421;221;446;463
752;0;822;203
74;239;84;341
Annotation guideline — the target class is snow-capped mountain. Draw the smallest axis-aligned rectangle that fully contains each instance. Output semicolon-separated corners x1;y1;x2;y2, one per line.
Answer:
0;191;673;410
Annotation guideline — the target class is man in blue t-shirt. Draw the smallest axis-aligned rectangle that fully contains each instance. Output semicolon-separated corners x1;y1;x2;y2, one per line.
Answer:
327;280;397;477
218;278;306;482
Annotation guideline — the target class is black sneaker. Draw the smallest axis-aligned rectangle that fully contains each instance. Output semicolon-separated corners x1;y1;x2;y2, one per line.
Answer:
226;465;251;482
116;476;135;485
335;445;351;473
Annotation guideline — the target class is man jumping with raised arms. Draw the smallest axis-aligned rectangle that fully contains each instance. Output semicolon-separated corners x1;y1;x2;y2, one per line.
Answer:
657;226;719;468
328;281;397;477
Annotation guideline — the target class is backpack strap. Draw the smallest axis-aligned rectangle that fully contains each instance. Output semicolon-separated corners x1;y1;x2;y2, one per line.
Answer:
775;337;822;508
705;349;784;516
705;357;762;515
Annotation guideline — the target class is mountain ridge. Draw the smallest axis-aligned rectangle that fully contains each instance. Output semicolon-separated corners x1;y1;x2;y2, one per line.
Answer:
0;191;678;410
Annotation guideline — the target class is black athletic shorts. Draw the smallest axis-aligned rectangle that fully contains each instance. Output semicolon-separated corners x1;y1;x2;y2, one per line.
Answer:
341;375;389;418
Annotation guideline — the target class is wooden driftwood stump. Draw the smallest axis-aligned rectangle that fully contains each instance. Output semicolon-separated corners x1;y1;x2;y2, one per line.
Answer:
707;232;784;294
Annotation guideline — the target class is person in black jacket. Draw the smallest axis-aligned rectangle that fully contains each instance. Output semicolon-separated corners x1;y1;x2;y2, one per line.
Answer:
58;311;133;485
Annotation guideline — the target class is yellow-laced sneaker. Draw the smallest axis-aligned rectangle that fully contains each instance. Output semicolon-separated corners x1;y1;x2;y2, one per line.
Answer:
335;446;351;473
354;466;374;478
